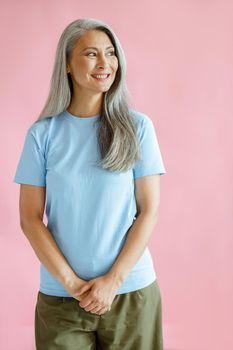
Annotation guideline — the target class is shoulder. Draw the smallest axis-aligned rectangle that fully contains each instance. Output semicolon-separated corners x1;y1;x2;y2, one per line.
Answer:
130;109;155;137
28;111;64;134
130;109;153;126
26;112;63;151
28;116;52;136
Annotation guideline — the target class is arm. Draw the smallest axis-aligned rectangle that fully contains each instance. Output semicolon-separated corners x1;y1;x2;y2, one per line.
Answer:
75;174;161;314
107;174;161;286
19;184;86;295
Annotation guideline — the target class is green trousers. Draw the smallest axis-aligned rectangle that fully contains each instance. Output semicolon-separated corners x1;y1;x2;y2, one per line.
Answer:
35;280;163;349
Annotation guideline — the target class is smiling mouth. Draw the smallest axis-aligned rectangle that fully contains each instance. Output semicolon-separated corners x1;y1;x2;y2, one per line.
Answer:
91;74;110;81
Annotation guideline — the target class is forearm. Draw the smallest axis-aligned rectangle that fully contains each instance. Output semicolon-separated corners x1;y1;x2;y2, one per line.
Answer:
21;219;83;288
108;212;158;286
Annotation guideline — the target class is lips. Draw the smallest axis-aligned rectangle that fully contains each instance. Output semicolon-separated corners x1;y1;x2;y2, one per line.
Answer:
91;74;110;80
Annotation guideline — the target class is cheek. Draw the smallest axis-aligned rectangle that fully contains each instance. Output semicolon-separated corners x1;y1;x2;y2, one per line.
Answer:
79;61;90;72
113;58;119;71
113;64;118;75
73;59;92;74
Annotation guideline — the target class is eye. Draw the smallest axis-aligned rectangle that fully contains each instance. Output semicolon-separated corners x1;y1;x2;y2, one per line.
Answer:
87;51;115;57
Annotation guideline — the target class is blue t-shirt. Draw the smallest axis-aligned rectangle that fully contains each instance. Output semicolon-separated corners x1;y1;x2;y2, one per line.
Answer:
13;109;166;296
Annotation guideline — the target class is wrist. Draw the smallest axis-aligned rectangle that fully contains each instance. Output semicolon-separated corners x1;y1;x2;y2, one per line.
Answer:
60;270;83;290
106;268;128;288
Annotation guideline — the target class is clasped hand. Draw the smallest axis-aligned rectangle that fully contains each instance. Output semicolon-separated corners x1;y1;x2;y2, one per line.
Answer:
74;274;119;315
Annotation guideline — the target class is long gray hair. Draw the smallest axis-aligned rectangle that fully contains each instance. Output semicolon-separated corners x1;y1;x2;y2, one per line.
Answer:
36;18;141;172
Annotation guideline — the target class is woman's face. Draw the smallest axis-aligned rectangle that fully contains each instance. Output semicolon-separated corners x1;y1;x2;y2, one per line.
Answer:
67;30;119;95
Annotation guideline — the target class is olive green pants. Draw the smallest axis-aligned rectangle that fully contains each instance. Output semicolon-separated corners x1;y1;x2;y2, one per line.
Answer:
35;280;163;350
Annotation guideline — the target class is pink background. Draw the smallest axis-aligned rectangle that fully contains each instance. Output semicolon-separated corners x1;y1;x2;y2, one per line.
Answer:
1;1;232;349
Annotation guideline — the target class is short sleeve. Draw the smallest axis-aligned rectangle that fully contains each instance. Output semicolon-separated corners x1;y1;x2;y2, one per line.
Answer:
133;117;166;179
13;128;46;186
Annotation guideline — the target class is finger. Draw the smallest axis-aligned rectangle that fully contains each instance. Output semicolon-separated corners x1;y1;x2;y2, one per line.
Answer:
89;305;103;314
79;296;95;308
84;301;98;312
100;308;109;315
97;306;109;315
73;290;89;302
75;283;92;297
79;291;96;308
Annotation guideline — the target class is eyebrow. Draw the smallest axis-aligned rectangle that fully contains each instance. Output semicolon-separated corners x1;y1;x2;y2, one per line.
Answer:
81;46;115;52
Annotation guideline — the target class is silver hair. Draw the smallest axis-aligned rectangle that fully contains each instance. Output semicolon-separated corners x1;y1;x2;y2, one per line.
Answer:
35;18;141;171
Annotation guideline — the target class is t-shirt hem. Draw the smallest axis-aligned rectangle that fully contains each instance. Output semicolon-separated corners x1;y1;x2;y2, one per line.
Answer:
39;270;157;297
116;275;157;294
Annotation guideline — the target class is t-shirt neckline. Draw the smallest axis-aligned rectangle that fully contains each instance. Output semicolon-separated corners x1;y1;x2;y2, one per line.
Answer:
64;109;100;122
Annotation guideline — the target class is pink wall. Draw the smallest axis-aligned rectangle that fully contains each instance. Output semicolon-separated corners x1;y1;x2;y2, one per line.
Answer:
2;0;232;349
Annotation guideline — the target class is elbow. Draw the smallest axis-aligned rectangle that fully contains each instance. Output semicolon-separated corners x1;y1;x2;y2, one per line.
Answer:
20;219;30;233
20;217;41;232
138;202;160;220
138;209;159;222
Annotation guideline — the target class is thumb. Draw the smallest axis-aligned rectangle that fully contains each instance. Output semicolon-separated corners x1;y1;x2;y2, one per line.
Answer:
75;282;92;296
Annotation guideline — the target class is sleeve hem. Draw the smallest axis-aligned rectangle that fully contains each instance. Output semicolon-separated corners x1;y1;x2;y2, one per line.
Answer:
13;179;46;187
134;171;166;180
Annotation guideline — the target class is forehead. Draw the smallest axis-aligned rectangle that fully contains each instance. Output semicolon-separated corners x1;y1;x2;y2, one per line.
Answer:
75;30;113;51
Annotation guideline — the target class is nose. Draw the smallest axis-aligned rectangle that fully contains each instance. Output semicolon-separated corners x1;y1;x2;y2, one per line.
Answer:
96;53;109;69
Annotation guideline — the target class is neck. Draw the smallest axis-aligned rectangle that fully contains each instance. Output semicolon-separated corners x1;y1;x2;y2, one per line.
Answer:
67;89;104;117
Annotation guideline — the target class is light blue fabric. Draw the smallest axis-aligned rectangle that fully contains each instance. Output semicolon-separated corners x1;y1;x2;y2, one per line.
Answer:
13;109;166;296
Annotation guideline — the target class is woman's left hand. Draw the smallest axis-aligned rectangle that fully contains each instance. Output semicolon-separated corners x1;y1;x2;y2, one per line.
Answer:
75;273;120;315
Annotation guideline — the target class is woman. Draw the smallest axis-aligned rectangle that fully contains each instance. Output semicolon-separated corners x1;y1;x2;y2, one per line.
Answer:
14;18;166;350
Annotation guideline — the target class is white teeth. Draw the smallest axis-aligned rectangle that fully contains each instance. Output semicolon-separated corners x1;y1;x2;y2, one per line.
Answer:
93;74;108;78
